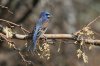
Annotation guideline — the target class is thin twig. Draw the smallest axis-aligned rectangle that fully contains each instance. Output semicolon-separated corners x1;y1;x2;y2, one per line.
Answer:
0;32;32;64
0;5;13;14
0;19;19;26
75;16;100;35
0;33;13;43
18;51;33;64
86;16;100;27
0;19;30;33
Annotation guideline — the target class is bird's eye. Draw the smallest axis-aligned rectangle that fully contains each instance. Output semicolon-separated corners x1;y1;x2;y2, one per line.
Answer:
46;14;49;16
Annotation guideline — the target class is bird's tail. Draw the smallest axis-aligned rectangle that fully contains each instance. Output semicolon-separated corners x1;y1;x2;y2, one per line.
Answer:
28;44;36;55
28;27;39;55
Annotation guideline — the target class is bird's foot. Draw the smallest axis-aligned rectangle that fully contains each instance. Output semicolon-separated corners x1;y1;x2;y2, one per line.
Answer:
42;34;48;43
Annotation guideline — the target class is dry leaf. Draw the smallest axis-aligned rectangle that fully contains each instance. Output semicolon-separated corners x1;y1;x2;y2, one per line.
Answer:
82;53;88;63
3;27;13;38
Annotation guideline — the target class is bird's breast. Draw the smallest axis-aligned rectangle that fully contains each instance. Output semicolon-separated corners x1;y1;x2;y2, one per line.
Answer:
42;21;48;29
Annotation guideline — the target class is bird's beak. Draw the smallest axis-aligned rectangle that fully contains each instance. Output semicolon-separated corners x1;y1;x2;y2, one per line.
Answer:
47;15;51;18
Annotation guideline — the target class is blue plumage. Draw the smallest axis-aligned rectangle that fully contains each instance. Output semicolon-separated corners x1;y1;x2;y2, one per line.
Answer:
28;11;51;53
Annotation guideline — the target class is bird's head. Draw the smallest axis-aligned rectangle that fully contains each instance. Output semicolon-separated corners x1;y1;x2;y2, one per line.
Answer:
40;11;51;19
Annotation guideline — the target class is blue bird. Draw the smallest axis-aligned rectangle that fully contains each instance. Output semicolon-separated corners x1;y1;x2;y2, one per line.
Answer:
28;11;51;53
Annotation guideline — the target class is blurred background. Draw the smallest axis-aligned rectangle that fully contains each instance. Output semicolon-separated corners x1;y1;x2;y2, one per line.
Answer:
0;0;100;66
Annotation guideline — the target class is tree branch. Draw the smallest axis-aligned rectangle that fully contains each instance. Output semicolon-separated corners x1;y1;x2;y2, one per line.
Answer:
0;24;100;46
12;34;100;45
